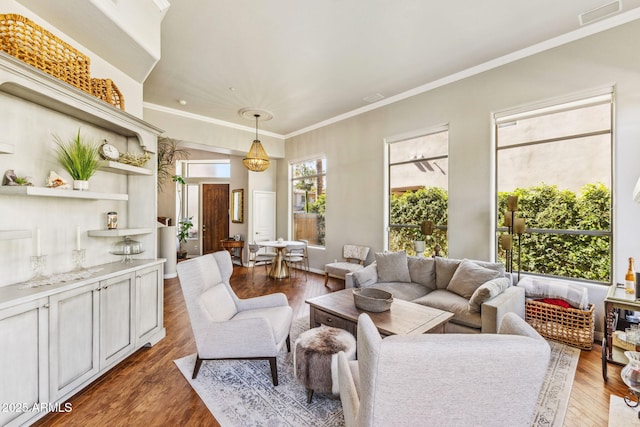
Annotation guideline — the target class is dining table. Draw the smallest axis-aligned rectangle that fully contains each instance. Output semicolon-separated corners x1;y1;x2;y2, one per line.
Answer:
258;240;305;279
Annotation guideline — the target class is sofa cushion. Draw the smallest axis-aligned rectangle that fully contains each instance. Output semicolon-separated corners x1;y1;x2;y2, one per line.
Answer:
468;277;512;313
200;282;238;322
434;257;461;289
352;263;378;287
375;251;411;283
434;257;506;289
407;256;436;291
447;259;503;299
413;289;482;329
370;282;430;302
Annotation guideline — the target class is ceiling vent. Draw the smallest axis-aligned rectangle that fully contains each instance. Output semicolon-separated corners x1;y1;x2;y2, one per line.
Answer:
579;1;621;26
363;93;385;103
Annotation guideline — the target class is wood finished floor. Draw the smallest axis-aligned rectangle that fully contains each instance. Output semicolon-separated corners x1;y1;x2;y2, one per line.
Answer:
35;265;629;426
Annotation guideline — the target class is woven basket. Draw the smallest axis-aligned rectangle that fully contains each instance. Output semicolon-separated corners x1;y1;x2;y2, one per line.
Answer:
0;14;91;93
353;288;393;312
91;78;124;110
525;299;595;350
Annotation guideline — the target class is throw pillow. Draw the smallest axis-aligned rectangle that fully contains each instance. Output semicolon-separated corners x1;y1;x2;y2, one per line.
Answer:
434;257;462;289
200;283;238;322
407;256;436;290
468;277;511;313
375;251;411;283
353;263;379;287
447;259;503;299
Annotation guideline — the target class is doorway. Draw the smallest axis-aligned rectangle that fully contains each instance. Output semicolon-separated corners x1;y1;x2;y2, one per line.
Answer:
202;184;229;254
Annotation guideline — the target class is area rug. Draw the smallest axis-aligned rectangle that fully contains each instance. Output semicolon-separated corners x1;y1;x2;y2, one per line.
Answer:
174;317;580;427
608;395;640;426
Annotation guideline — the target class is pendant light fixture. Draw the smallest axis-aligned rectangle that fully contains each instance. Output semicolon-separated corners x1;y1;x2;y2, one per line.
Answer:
243;113;270;172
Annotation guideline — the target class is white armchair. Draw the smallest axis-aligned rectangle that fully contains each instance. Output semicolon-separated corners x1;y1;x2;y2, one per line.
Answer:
176;251;293;385
337;312;550;427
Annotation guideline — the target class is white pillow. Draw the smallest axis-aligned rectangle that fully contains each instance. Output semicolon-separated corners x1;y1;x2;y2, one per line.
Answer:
517;276;589;309
446;259;503;299
468;277;512;313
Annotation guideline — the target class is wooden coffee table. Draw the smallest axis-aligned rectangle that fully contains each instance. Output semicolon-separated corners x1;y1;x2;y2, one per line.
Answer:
306;288;454;338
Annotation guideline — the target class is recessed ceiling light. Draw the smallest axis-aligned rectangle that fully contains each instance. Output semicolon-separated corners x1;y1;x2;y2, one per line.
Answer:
178;99;187;105
229;87;236;92
363;93;385;103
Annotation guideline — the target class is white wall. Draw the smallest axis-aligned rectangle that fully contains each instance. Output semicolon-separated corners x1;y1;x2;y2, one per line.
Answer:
284;19;640;285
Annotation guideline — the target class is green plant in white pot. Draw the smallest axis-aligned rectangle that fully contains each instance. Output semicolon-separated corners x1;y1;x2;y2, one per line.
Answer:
54;129;100;191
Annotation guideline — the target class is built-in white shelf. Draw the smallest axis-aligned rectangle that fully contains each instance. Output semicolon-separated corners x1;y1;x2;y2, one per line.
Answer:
88;228;153;237
98;160;152;176
0;142;14;154
0;230;31;240
0;186;128;201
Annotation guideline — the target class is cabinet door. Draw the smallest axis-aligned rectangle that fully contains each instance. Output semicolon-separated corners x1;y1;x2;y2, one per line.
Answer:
49;283;99;401
0;298;49;427
135;264;164;346
99;273;135;369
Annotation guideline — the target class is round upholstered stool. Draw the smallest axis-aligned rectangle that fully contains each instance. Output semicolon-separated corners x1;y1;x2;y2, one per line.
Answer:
293;325;356;403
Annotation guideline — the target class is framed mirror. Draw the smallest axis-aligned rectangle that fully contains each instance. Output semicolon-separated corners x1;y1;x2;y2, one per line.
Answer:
231;189;244;223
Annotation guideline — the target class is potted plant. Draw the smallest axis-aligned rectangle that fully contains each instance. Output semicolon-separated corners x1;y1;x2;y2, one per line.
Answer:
413;220;434;256
54;129;100;191
177;217;193;259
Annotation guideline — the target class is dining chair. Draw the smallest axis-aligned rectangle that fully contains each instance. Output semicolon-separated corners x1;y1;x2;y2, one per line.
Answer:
248;242;276;278
284;241;308;281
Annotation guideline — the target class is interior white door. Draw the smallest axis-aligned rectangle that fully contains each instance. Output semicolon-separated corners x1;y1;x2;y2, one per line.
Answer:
252;190;276;243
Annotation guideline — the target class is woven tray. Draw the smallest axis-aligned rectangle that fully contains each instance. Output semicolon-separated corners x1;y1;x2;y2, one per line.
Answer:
0;14;91;93
525;299;594;350
91;78;124;110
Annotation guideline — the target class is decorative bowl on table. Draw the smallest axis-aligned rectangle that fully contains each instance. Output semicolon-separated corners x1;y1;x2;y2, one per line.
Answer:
353;288;393;312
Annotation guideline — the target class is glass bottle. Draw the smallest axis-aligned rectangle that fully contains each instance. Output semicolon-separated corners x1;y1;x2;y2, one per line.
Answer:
625;257;636;294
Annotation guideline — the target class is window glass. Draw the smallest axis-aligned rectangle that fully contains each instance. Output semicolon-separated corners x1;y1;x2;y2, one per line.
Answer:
388;129;449;256
291;158;326;246
496;93;612;282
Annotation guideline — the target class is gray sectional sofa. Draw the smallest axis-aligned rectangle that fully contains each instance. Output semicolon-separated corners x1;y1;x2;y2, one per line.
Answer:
345;251;525;333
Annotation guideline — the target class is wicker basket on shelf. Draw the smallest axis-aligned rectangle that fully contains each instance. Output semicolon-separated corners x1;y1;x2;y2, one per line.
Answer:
91;78;124;110
0;14;91;93
525;299;595;350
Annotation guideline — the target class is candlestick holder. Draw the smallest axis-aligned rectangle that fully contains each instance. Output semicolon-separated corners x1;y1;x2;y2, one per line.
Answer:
30;255;48;283
72;249;86;271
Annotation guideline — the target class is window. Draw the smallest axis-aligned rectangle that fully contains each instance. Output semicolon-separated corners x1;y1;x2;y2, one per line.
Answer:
495;92;613;282
388;127;449;256
291;157;326;246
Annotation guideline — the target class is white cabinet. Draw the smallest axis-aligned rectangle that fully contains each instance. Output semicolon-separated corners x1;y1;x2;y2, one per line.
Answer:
0;298;48;427
49;282;100;401
99;273;135;369
135;264;164;346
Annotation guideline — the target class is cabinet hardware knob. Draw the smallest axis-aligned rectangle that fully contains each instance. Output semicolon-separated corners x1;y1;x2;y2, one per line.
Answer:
43;303;49;309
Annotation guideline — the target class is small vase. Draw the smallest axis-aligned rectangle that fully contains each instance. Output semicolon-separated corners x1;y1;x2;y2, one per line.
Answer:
73;180;89;191
413;240;426;255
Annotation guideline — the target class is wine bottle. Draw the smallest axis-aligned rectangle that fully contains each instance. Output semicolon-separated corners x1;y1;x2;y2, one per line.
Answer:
625;257;636;294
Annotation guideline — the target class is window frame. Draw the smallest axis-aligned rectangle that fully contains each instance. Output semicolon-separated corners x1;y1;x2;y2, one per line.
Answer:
494;90;614;284
385;125;449;254
289;156;327;248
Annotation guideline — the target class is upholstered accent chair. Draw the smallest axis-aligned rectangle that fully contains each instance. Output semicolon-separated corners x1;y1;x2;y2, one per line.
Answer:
176;251;293;385
324;244;370;287
337;312;550;427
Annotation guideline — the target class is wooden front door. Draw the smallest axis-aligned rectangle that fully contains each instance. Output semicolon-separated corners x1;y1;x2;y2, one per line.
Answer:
202;184;229;254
